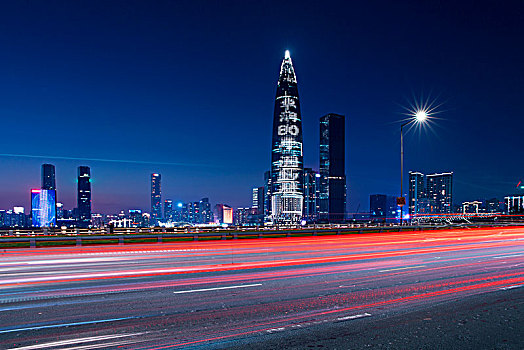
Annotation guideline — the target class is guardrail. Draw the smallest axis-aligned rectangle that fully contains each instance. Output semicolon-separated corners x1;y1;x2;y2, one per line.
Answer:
0;223;516;249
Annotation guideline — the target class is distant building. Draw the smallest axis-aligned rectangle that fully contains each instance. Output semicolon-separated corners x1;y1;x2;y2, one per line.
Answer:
319;113;347;222
199;198;213;223
41;164;56;191
270;51;304;224
426;172;453;214
505;195;524;214
214;204;233;225
462;201;482;214
251;187;264;215
408;171;425;217
151;173;162;222
187;202;200;224
370;194;399;223
484;198;503;213
263;170;272;221
234;207;250;226
31;189;57;227
303;168;319;222
77;166;91;228
129;209;144;226
164;200;174;222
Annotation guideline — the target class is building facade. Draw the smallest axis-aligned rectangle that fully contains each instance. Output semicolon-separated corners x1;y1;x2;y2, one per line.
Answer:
270;51;304;224
41;164;56;191
408;171;425;217
303;168;319;222
151;173;162;222
319;113;347;222
426;172;453;214
77;166;91;228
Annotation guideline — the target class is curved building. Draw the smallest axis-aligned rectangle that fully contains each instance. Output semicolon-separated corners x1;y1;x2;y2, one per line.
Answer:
270;50;304;224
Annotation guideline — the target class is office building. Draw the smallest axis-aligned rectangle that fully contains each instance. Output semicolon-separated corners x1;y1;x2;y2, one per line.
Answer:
164;200;174;222
426;172;453;214
77;166;91;228
151;173;162;222
263;170;272;220
41;164;56;191
319;113;347;222
214;204;233;225
234;208;250;226
270;50;304;224
408;171;425;217
303;168;319;222
505;195;524;214
199;198;213;223
252;187;264;215
31;189;57;227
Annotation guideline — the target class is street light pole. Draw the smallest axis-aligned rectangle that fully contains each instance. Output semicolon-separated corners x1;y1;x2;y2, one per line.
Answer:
399;110;428;226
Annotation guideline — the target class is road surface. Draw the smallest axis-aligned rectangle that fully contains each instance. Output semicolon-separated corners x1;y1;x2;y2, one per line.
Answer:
0;226;523;349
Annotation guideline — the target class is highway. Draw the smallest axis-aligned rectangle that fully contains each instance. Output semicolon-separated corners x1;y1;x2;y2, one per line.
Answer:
0;226;523;349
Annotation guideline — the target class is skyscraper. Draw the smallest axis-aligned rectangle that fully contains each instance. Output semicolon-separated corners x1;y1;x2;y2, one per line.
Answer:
41;164;56;191
252;187;264;215
319;113;347;222
164;199;174;222
426;172;453;214
77;166;91;228
199;198;213;223
270;50;304;224
303;168;319;222
408;171;425;217
263;170;272;220
151;173;162;222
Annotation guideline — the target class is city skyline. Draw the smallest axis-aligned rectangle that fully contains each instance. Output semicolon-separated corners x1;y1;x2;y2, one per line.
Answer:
0;1;523;214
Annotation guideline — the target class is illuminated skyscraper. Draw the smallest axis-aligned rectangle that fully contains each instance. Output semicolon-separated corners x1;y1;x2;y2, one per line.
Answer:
77;166;91;228
426;172;453;214
164;199;174;222
151;173;162;222
319;113;347;222
41;164;56;191
303;168;319;222
408;171;425;217
270;50;304;224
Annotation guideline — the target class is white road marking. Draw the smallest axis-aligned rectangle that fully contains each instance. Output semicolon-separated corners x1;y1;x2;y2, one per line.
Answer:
493;254;523;259
6;333;143;350
336;312;372;321
173;283;262;294
379;265;426;273
500;284;524;290
0;316;137;334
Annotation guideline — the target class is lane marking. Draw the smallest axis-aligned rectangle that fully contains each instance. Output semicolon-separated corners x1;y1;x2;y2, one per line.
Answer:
379;265;426;273
6;333;144;350
493;254;523;259
173;283;262;294
0;316;137;334
336;312;372;321
500;284;524;290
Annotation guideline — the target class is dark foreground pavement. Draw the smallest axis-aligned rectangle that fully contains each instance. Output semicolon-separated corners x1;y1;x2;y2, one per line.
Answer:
225;288;524;350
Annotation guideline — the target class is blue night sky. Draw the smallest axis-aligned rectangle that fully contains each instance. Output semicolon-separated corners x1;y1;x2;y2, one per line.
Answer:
0;0;523;214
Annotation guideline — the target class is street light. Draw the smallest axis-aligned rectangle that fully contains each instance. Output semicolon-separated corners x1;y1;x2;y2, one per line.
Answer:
399;110;428;225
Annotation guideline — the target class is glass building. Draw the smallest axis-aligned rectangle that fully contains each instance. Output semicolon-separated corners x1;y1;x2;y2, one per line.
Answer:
426;172;453;214
41;164;56;191
164;199;174;222
151;173;162;222
408;171;425;217
270;50;304;224
303;168;319;222
319;113;347;222
31;189;56;227
77;166;91;228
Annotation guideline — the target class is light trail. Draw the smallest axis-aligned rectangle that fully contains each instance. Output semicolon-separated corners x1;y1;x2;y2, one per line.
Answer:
0;226;522;349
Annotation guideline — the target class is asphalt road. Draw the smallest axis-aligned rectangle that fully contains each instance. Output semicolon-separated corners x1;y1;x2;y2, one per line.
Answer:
0;226;523;349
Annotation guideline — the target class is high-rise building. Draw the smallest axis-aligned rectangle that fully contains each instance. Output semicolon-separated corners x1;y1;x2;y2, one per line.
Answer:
31;189;57;227
263;170;272;220
270;50;304;224
199;198;213;223
408;171;425;217
214;204;233;225
234;208;250;226
505;195;524;214
426;172;453;214
164;200;174;222
151;173;162;222
303;168;319;222
319;113;347;222
77;166;91;228
41;164;56;191
251;187;264;215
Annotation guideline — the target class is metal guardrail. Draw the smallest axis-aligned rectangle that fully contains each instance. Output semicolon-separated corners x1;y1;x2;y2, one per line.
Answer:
0;223;516;248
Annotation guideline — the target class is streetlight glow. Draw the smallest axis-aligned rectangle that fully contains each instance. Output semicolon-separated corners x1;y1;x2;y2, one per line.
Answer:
415;110;428;122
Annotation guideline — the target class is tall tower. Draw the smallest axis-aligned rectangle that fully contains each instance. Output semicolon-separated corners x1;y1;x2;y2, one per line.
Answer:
77;166;91;228
408;171;425;217
426;172;453;214
41;164;56;190
151;173;162;222
270;50;304;224
319;113;347;222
